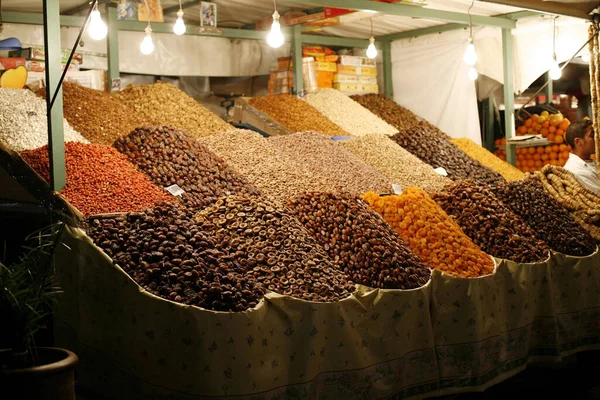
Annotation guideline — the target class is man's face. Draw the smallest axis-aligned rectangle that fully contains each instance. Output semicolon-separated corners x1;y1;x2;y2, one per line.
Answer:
579;127;596;158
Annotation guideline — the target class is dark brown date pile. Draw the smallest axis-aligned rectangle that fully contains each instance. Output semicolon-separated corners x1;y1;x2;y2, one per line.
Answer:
287;192;431;289
195;196;356;302
87;203;265;312
391;122;504;185
492;179;597;257
113;126;261;212
432;181;551;263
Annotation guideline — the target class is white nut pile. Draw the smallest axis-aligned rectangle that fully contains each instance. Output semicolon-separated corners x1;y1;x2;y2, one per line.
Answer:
341;134;452;193
0;88;88;152
269;131;392;195
303;89;398;136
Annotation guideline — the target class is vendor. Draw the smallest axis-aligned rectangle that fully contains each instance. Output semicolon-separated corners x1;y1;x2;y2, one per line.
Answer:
564;119;600;195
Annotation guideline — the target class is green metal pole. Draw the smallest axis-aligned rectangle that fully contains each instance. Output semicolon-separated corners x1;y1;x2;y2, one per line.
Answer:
382;41;393;98
292;24;304;96
43;0;66;191
485;97;495;152
502;27;516;166
106;4;120;92
544;71;553;105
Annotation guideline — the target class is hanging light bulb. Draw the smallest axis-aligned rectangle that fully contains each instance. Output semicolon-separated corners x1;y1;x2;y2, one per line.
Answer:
463;38;478;66
267;10;284;48
140;24;155;55
173;9;186;35
87;3;107;41
468;67;478;81
582;51;591;63
366;37;377;59
549;56;562;80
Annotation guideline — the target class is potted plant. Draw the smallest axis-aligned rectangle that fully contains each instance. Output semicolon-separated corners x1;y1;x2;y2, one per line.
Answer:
0;223;78;400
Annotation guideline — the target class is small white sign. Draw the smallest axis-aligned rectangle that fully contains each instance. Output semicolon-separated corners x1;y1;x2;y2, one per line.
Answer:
392;183;403;195
434;167;448;177
166;184;185;196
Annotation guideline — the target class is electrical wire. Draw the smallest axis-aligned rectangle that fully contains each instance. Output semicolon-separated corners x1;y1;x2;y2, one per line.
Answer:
467;0;474;39
370;17;373;37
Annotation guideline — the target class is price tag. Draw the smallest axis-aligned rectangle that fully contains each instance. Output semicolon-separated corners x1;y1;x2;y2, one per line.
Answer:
392;183;403;194
166;184;185;196
434;167;448;177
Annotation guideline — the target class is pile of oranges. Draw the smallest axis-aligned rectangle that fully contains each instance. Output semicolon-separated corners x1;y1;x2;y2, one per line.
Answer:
362;188;495;278
494;111;572;173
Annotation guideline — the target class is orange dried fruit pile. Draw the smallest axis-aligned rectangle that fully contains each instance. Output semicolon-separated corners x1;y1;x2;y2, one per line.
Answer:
362;188;495;278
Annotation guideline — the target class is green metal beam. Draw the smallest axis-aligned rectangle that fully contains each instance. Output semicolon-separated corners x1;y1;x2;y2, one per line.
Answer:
115;20;268;40
301;33;369;48
502;27;516;166
484;97;495;152
3;11;83;26
106;4;120;92
283;0;517;29
292;25;304;95
382;41;393;98
163;0;201;16
43;0;66;191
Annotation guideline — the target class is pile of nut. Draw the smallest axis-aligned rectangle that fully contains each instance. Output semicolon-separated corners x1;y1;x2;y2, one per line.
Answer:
269;132;392;195
350;93;425;132
287;192;431;289
196;196;356;302
113;126;261;212
201;129;335;204
451;138;524;182
87;203;265;311
0;88;89;152
341;134;452;193
37;82;148;145
363;188;495;278
391;122;505;185
248;94;351;136
303;89;398;136
20;142;173;217
432;181;551;263
114;82;232;138
492;179;597;256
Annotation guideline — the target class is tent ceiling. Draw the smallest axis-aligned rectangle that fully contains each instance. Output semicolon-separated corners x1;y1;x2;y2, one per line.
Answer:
480;0;600;19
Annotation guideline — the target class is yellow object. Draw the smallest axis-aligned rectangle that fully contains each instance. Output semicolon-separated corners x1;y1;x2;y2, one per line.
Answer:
0;66;28;89
337;65;377;76
315;61;337;72
333;82;358;92
451;138;524;181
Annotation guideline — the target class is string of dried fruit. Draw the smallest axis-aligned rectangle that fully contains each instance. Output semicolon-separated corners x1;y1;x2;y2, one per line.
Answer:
87;203;265;312
113;126;261;213
391;122;505;185
287;192;431;289
195;196;356;302
492;179;596;257
531;168;600;242
363;188;494;278
432;180;550;263
20;142;174;217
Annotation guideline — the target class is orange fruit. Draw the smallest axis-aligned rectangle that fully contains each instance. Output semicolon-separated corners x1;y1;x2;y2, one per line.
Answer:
556;129;565;136
547;133;555;143
536;146;545;154
543;160;551;166
541;153;549;161
542;121;550;129
554;135;564;144
549;126;557;134
559;120;570;131
550;151;558;160
552;145;560;152
533;123;542;132
528;147;537;154
534;160;543;169
533;153;541;161
540;128;549;137
525;119;533;127
545;146;553;153
559;144;567;152
527;159;535;168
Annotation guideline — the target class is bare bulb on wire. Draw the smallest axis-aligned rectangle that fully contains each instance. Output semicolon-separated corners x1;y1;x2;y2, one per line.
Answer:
463;40;477;66
468;67;478;81
173;10;186;35
267;11;284;48
140;25;155;55
88;5;107;41
549;58;561;80
582;52;591;63
366;37;377;59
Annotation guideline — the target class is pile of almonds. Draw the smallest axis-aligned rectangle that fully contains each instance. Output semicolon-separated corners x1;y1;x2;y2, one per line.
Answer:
248;94;351;136
287;192;430;289
114;82;232;138
20;142;173;217
269;131;392;195
196;196;356;302
37;82;148;145
432;180;551;263
87;203;265;312
363;188;494;278
492;179;596;256
113;126;261;212
391;122;505;185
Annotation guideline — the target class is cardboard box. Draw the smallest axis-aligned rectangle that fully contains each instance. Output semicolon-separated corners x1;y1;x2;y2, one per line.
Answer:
337;65;377;76
270;70;293;80
338;55;363;66
315;55;339;63
317;71;333;88
334;73;359;83
25;61;80;73
358;83;379;93
10;47;83;65
0;58;26;70
268;85;292;95
315;61;337;72
334;82;359;92
358;75;378;84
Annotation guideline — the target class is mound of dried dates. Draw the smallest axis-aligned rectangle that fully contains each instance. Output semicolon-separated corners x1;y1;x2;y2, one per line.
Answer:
492;179;596;257
286;192;431;289
196;196;356;302
432;181;551;263
113;126;261;212
391;122;504;185
87;203;265;311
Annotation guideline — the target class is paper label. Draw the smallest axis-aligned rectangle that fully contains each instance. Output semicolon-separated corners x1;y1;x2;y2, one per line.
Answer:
434;167;448;177
166;184;185;196
392;183;403;195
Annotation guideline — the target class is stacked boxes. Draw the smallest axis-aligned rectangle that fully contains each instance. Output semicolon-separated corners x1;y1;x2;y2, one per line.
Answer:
268;57;293;95
334;55;379;94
